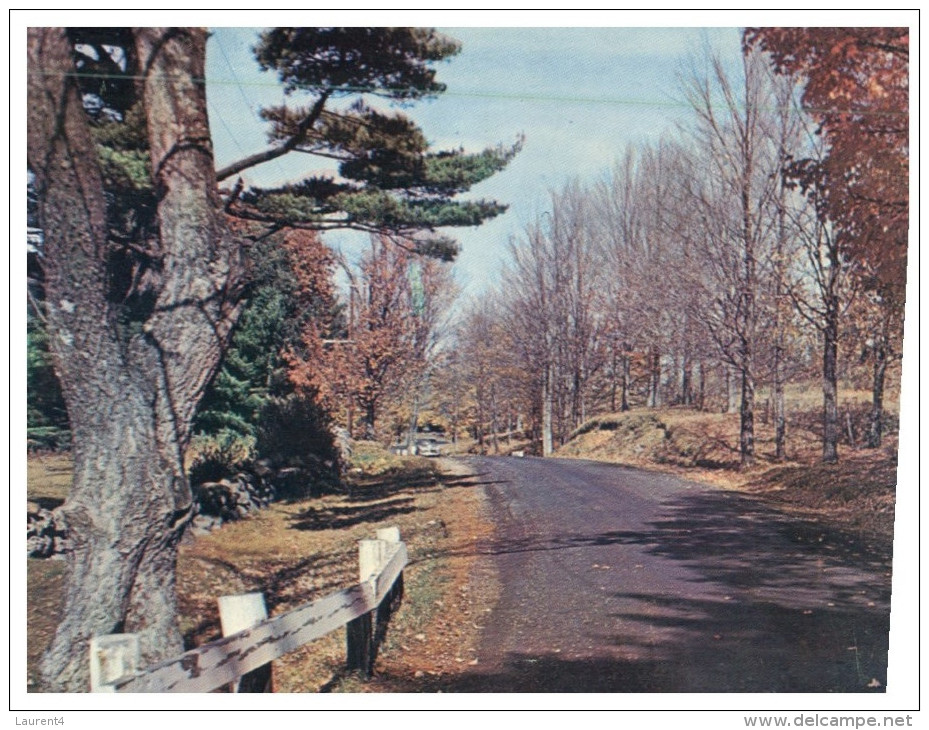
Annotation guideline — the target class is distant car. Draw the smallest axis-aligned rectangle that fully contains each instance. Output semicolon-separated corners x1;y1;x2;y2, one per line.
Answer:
415;438;441;457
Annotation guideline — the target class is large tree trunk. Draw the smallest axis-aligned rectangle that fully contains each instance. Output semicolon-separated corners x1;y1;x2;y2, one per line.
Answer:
41;390;192;691
28;28;241;691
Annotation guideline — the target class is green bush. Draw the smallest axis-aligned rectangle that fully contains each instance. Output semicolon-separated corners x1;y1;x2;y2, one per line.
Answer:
256;394;342;496
188;429;257;485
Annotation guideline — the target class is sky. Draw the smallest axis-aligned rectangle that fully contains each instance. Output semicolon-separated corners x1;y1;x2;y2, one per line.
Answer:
204;25;743;295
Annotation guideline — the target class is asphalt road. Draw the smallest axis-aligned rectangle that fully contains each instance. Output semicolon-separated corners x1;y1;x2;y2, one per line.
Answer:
452;456;892;693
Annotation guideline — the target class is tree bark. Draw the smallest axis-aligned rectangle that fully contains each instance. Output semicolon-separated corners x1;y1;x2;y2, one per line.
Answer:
819;212;842;463
868;307;890;448
738;123;758;469
620;351;631;412
490;384;500;454
868;338;887;448
363;401;378;439
541;362;554;456
773;354;787;461
697;361;706;412
609;340;618;412
681;351;694;407
822;306;840;463
28;28;241;691
648;349;661;408
739;359;756;467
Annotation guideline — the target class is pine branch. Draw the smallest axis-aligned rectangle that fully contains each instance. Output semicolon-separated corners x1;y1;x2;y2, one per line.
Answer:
216;91;330;182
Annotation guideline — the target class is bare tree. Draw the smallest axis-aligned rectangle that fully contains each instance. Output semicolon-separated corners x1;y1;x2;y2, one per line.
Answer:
758;64;809;460
682;50;785;467
593;151;642;413
502;221;560;455
783;183;858;463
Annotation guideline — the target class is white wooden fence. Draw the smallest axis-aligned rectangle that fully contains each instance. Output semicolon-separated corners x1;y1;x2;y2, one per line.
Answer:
89;527;407;692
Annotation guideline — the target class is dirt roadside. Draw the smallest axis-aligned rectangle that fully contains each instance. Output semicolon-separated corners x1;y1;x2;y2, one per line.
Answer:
329;456;502;692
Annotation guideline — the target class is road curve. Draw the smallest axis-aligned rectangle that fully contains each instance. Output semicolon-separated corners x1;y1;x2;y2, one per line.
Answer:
451;456;891;693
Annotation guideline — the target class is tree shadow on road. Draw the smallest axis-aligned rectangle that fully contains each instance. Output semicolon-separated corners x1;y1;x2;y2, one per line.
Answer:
401;488;893;693
472;490;892;604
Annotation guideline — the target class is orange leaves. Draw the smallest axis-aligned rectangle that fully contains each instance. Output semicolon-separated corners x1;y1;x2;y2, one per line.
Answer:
282;230;337;309
284;235;451;437
746;28;909;295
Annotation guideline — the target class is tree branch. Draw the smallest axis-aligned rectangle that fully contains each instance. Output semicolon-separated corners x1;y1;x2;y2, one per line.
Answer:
216;90;331;181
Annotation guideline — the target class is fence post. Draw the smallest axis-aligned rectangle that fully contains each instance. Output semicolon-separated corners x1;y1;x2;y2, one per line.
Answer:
377;526;401;545
218;592;271;692
376;527;403;606
89;634;140;692
346;538;383;675
345;528;405;677
374;527;404;646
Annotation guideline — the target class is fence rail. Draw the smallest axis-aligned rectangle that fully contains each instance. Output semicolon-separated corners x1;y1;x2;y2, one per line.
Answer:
90;527;407;692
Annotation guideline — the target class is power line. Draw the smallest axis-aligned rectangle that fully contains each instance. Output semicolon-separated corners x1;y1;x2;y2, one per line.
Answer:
207;98;250;163
210;32;292;181
27;68;909;117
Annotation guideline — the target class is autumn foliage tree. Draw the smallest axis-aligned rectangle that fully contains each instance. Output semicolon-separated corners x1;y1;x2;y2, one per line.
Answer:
745;27;909;450
190;228;338;463
288;236;454;440
744;28;909;293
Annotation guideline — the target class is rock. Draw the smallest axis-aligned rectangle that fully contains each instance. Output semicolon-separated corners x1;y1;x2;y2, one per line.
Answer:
195;470;273;522
190;514;220;536
27;507;72;558
253;459;275;478
27;532;54;558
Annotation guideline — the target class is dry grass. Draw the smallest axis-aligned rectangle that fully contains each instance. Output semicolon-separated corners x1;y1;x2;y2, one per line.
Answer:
26;453;72;511
176;450;496;692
